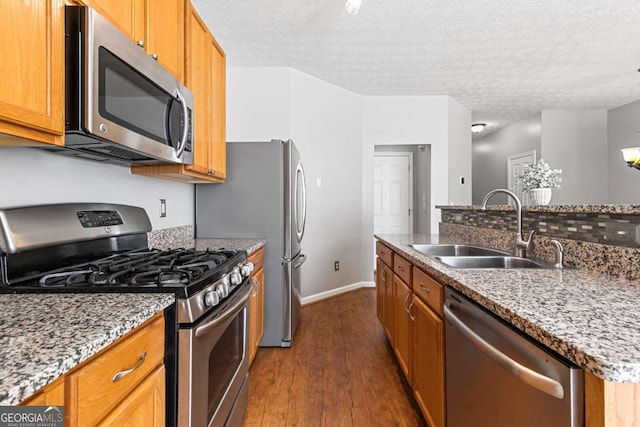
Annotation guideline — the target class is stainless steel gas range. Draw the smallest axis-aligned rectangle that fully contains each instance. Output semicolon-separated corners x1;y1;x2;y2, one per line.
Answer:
0;203;254;427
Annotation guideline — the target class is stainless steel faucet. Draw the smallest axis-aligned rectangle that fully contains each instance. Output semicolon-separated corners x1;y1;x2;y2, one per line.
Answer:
481;189;535;258
549;240;564;269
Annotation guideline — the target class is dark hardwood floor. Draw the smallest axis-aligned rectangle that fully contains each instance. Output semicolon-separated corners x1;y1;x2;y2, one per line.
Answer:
242;288;426;426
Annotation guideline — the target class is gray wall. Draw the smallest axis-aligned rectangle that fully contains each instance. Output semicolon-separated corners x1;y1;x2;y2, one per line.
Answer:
541;110;607;204
448;97;473;204
225;67;366;298
0;148;194;230
472;114;542;204
607;99;640;203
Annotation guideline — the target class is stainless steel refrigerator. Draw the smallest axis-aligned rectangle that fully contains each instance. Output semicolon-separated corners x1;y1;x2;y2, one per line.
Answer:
195;140;307;347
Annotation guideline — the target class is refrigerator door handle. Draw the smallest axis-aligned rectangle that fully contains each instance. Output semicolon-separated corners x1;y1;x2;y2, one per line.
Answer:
292;254;307;269
295;162;307;243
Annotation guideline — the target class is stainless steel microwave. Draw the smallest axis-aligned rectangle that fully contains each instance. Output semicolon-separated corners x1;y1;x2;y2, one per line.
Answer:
63;6;194;165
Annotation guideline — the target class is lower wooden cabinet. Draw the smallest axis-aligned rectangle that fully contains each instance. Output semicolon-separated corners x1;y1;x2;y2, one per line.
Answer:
393;274;413;382
375;240;446;427
376;258;393;331
412;295;445;427
248;248;265;364
20;312;165;427
20;376;65;407
97;365;165;427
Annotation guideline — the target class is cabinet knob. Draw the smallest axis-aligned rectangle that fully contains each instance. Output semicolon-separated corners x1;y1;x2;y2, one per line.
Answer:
151;53;158;61
210;169;216;175
136;40;144;48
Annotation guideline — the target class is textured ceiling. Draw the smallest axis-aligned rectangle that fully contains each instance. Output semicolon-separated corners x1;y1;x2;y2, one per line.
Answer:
192;0;640;135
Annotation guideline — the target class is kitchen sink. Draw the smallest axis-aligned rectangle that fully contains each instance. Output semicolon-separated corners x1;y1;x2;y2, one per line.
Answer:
410;244;510;257
433;256;546;269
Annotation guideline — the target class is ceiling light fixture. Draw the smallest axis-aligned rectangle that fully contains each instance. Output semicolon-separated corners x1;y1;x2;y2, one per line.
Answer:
621;147;640;170
471;123;486;134
345;0;362;15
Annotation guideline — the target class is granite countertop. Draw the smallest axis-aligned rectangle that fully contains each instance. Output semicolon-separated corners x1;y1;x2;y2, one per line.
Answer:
194;238;266;255
437;204;640;214
0;293;174;405
375;233;640;384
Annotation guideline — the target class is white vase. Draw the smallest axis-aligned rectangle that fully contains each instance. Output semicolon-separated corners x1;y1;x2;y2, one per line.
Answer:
529;188;552;205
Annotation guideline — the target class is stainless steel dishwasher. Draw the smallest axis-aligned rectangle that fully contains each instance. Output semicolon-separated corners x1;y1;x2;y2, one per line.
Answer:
444;287;584;427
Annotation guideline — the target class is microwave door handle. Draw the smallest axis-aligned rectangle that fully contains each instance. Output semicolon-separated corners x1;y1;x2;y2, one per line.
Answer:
175;90;189;158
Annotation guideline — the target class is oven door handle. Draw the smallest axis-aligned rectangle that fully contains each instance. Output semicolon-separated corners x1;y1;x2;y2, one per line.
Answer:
195;279;255;338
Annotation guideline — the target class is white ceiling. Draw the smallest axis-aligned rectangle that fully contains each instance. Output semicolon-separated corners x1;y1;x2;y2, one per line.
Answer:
192;0;640;135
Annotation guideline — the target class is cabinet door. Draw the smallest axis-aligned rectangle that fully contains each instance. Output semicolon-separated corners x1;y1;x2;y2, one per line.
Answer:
249;267;265;364
0;0;64;145
382;264;394;342
146;0;184;81
393;275;412;382
185;5;212;176
208;34;226;179
376;258;385;323
97;366;165;427
412;296;445;427
20;377;64;406
79;0;144;42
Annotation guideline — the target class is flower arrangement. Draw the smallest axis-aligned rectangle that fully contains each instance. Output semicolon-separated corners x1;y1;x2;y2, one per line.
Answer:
516;159;562;191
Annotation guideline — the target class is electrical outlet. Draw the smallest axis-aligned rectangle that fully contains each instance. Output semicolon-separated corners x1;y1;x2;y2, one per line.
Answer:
453;213;463;222
334;261;340;271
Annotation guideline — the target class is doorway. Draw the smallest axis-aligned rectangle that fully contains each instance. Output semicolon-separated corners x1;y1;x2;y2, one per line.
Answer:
373;152;413;235
507;150;536;205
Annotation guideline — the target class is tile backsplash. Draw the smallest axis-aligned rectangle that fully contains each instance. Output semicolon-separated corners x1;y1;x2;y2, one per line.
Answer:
440;207;640;248
438;205;640;281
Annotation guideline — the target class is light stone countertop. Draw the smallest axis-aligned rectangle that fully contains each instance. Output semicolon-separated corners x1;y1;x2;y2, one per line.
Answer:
376;233;640;383
0;293;174;405
194;238;266;255
437;204;640;214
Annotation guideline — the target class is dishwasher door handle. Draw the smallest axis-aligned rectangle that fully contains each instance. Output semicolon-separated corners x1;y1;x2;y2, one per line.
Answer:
444;301;565;400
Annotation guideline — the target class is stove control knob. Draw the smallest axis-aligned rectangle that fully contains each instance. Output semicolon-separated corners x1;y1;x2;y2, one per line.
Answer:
241;262;254;277
216;283;230;299
230;269;242;286
204;290;220;307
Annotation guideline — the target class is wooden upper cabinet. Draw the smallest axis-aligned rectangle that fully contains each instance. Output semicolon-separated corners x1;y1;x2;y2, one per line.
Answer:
131;3;226;183
0;0;64;146
146;0;185;82
78;0;143;42
80;0;184;82
185;6;213;177
208;34;226;179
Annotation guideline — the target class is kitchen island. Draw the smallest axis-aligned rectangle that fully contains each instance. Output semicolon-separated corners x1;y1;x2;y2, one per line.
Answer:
0;293;174;406
376;233;640;426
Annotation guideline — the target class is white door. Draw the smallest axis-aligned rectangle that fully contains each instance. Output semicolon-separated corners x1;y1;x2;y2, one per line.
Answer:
373;154;412;235
507;150;536;205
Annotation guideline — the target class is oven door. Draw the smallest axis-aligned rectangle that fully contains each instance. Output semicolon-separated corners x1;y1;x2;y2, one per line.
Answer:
178;279;253;427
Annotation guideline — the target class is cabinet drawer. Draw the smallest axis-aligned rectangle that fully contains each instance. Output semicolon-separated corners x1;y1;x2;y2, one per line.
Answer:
413;267;443;317
376;241;393;268
69;314;165;427
249;248;265;274
393;253;412;285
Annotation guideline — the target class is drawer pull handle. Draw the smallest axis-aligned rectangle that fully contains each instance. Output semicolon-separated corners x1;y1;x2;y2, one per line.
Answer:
397;265;405;272
112;350;147;382
419;284;431;295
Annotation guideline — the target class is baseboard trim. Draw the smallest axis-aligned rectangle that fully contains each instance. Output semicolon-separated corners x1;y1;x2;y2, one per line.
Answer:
301;281;376;306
